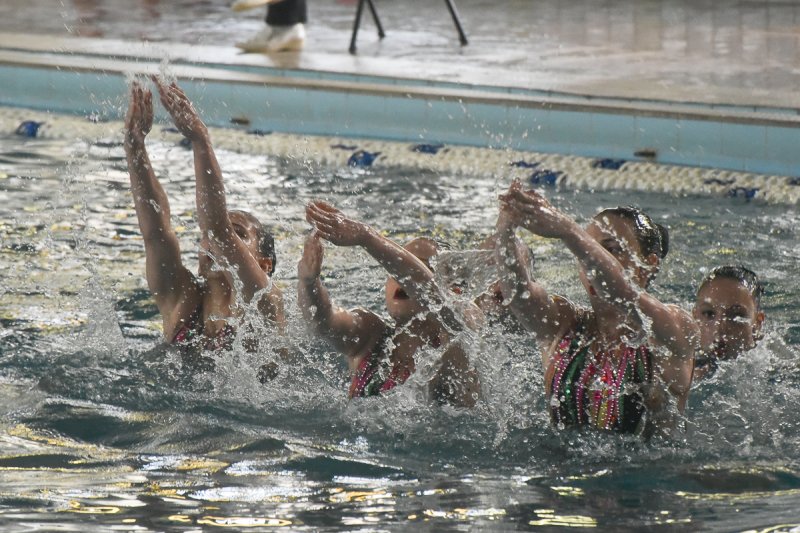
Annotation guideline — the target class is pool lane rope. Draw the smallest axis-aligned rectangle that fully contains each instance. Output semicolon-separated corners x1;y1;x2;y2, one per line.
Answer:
3;106;799;205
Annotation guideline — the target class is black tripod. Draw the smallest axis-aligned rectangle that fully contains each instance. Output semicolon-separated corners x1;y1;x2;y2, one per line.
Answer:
349;0;469;54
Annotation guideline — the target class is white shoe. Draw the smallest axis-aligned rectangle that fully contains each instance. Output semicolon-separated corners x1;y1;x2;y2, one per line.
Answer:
236;24;305;53
236;26;273;52
264;23;305;52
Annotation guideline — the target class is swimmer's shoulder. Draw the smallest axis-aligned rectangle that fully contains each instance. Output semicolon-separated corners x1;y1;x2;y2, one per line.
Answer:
350;307;389;333
541;296;583;360
338;308;391;363
257;279;287;324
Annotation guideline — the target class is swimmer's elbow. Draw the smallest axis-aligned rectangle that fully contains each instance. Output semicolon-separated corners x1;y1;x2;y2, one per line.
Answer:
662;369;693;401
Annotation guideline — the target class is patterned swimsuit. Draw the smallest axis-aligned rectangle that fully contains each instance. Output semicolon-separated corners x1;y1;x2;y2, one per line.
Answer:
547;320;654;434
348;329;418;398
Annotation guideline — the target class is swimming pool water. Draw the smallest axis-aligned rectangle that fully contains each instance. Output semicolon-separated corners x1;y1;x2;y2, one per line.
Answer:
1;127;799;531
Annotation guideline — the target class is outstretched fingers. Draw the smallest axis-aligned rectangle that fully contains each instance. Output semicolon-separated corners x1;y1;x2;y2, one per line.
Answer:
306;200;340;220
151;76;170;105
504;187;549;215
310;216;340;241
126;86;138;119
126;81;154;140
152;76;186;114
311;200;339;214
498;192;531;217
139;87;153;133
151;76;173;98
305;201;341;227
298;230;325;280
305;201;362;246
150;76;207;140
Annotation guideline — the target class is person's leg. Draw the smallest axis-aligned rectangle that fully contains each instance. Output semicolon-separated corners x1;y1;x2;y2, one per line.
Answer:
266;0;307;26
262;0;306;51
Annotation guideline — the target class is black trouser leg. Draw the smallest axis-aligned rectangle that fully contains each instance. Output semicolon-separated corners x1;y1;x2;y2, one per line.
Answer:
266;0;307;26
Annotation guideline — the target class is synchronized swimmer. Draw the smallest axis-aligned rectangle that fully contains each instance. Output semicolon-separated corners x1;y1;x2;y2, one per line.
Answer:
123;80;766;435
124;78;285;381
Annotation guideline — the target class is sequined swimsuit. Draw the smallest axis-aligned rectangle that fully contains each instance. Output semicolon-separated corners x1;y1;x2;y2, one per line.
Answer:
547;319;654;434
348;329;415;398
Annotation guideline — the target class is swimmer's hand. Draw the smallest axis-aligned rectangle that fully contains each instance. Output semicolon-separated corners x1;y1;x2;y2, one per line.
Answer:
152;76;208;141
305;201;370;247
495;198;517;235
499;180;573;239
124;82;153;145
298;231;324;281
495;179;526;233
497;202;514;227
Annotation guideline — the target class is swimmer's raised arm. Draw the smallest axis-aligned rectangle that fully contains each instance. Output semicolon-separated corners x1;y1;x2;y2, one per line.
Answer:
152;78;270;305
297;230;386;358
494;181;575;347
305;201;441;308
124;82;195;322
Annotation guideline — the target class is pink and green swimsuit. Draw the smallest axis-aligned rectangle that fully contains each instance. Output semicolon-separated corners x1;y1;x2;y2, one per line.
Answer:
548;322;653;434
348;330;412;398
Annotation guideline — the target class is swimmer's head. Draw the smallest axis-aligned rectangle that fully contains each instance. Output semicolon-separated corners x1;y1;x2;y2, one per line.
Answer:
231;210;277;275
403;236;441;267
584;206;668;291
199;210;276;276
385;237;441;321
693;265;765;364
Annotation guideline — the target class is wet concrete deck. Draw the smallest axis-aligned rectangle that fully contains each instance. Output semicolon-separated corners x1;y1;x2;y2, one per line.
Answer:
1;0;800;110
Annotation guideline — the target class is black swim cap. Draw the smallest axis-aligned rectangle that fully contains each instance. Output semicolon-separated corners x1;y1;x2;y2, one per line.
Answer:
699;265;764;310
596;206;669;260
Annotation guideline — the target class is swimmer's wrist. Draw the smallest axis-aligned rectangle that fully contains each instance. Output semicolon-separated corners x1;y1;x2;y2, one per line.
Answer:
124;130;147;146
555;218;580;239
356;223;377;246
495;207;517;233
496;221;516;237
186;125;210;142
298;271;321;284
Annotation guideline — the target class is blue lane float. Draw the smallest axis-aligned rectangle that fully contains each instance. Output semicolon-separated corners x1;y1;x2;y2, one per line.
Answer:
15;120;44;138
2;105;799;205
347;149;381;167
2;44;800;178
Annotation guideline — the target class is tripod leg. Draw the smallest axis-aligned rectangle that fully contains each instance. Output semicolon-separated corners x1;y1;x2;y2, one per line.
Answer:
366;0;386;39
349;0;366;54
444;0;468;46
